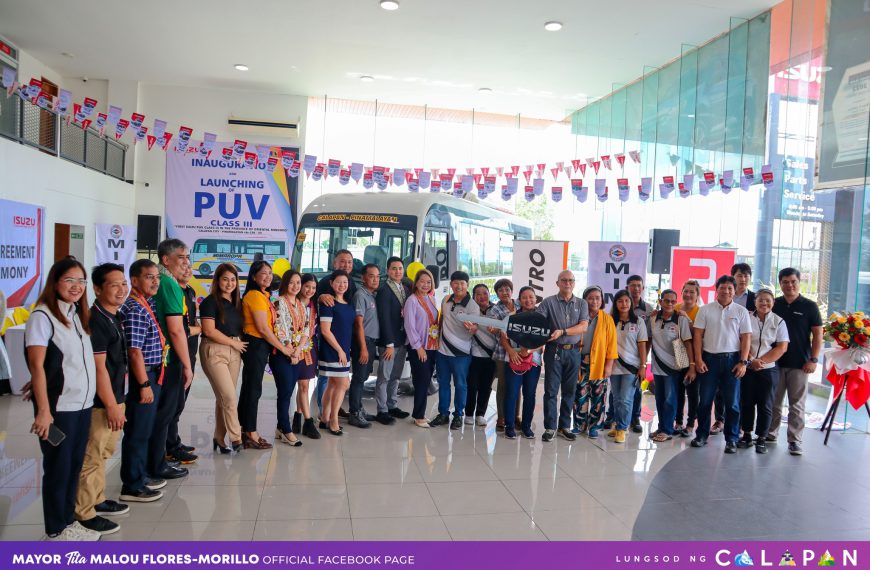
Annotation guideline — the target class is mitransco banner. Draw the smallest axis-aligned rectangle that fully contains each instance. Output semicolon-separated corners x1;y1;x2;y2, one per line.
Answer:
164;144;299;293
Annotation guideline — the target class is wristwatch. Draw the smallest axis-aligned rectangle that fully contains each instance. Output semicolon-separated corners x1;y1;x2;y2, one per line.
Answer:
139;380;152;388
742;359;752;366
809;357;818;363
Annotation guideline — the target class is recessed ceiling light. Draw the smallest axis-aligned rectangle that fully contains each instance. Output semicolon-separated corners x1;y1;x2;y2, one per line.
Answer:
478;87;493;94
234;64;249;71
380;0;400;10
360;75;375;82
544;21;563;32
61;52;75;58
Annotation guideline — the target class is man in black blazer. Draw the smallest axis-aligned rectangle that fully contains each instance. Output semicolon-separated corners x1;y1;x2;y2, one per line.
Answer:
374;256;412;424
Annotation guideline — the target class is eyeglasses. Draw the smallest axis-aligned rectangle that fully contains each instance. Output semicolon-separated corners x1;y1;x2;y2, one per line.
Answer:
559;279;575;283
660;298;676;304
62;278;87;286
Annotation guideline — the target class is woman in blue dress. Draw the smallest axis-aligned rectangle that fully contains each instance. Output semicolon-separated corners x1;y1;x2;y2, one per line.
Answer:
318;270;354;436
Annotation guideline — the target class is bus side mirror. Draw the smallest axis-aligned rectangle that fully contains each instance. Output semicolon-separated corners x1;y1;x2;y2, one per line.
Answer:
426;265;440;290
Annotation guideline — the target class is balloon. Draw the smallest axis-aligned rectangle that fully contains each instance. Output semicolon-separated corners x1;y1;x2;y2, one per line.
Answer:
272;258;291;278
406;261;425;281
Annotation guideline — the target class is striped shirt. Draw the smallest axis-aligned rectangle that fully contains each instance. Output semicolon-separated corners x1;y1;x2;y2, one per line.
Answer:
120;295;164;366
489;299;518;361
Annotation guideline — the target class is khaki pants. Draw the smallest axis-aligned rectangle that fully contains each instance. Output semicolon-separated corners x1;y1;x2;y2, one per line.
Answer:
75;405;124;521
768;367;808;443
200;338;242;443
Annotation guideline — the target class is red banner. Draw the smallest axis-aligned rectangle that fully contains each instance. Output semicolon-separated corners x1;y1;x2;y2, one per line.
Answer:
670;247;738;304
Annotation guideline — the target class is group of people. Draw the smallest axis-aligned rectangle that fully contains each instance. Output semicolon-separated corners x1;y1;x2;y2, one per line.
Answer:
24;237;823;542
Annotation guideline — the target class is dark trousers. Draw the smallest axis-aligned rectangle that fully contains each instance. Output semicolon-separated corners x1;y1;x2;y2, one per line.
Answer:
238;335;271;433
505;366;541;431
40;408;92;535
408;348;436;420
714;389;725;423
632;385;642;424
465;356;496;417
148;357;182;476
350;337;377;413
740;367;779;438
697;351;741;442
167;338;198;453
121;370;161;492
653;373;681;435
270;352;300;434
675;373;699;427
542;346;581;430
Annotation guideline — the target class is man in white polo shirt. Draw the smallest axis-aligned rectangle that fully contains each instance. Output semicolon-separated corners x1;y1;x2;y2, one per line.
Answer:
691;275;752;453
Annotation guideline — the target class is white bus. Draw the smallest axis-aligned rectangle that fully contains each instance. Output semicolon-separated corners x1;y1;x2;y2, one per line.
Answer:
291;193;533;301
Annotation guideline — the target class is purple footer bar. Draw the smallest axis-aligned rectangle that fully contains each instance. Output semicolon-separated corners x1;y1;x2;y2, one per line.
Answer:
0;541;866;570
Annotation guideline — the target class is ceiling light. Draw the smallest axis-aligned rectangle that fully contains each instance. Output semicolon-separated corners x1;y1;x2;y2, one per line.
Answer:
820;66;833;71
234;64;249;71
380;0;400;10
61;52;75;58
360;75;375;82
544;21;563;31
478;87;493;94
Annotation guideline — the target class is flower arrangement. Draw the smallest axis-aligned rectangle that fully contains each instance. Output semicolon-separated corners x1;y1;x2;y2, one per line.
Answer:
824;311;869;350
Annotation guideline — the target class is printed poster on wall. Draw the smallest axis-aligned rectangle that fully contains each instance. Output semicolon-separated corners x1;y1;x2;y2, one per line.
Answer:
95;224;137;273
670;246;737;304
511;240;569;304
165;144;300;295
0;199;44;309
587;241;648;308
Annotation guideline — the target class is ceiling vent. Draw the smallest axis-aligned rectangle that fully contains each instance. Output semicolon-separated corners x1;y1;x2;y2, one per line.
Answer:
227;117;300;138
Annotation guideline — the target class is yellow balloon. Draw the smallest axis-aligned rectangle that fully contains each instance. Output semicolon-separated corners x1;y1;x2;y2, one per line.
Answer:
272;258;292;278
12;307;30;325
406;261;425;281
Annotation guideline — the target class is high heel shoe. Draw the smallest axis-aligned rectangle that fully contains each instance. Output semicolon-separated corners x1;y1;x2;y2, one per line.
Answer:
231;440;243;453
275;429;303;447
302;417;321;439
213;438;231;454
327;425;343;436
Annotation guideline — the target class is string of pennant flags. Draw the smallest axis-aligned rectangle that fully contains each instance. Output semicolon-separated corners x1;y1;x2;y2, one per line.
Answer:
2;68;775;203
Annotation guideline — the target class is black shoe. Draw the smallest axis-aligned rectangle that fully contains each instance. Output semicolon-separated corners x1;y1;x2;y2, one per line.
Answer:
389;408;410;419
736;436;754;449
154;466;189;480
755;439;768;454
630;422;643;434
119;487;163;503
166;449;198;464
788;442;803;456
504;429;517;439
429;414;450;427
724;441;737;454
144;477;167;491
302;418;321;439
178;443;195;453
338;408;350;418
319;421;328;429
78;516;119;535
541;429;556;442
558;428;577;441
94;499;130;516
348;411;372;428
690;437;707;448
450;415;463;430
292;412;303;435
166;460;181;468
375;412;396;425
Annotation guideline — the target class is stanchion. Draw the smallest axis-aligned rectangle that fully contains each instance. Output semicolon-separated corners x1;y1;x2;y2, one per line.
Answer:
820;376;870;445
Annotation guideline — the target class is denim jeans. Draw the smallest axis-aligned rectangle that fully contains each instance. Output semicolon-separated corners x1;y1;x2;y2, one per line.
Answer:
121;370;162;492
632;385;642;424
653;373;681;435
270;352;300;434
408;348;436;419
436;353;472;417
542;346;581;430
504;365;541;431
675;373;699;427
696;351;741;442
315;375;328;412
609;374;635;431
574;362;607;431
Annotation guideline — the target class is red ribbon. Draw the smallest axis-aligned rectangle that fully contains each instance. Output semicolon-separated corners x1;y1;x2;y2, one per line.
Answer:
826;366;870;410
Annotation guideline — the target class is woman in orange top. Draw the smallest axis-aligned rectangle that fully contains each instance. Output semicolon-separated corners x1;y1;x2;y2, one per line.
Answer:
239;260;294;449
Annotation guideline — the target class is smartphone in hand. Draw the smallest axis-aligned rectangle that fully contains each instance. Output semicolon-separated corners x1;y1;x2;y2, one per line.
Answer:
46;424;66;447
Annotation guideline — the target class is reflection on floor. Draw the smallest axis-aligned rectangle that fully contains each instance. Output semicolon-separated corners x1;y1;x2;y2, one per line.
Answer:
1;371;868;541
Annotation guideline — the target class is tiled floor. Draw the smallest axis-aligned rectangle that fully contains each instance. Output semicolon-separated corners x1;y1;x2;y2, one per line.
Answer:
1;370;869;541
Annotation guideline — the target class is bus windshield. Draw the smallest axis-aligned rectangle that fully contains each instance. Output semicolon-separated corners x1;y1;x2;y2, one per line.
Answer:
291;214;417;279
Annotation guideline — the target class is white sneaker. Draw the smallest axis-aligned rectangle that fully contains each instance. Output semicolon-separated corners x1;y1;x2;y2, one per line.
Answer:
42;528;78;541
475;415;487;426
67;521;101;541
464;416;475;425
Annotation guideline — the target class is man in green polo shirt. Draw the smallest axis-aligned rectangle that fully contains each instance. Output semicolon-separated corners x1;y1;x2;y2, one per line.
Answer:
148;239;195;481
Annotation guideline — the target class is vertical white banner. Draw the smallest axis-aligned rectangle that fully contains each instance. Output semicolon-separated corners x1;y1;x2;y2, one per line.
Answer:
586;241;648;308
511;240;569;304
95;224;137;272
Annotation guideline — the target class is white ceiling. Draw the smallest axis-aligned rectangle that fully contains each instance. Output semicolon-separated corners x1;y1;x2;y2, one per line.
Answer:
0;0;779;120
